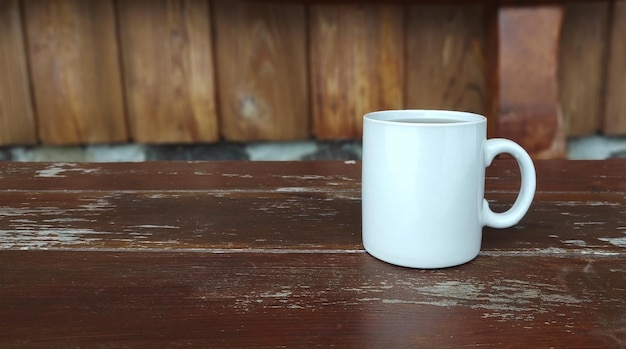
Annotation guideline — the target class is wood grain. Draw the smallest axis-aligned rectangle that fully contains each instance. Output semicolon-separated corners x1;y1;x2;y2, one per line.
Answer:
604;0;626;134
0;190;624;255
213;0;309;141
485;5;499;138
406;4;485;115
118;0;218;143
0;159;625;193
0;160;625;254
559;2;610;136
1;252;624;347
23;0;127;144
0;0;37;145
488;6;566;158
0;160;624;347
310;4;404;139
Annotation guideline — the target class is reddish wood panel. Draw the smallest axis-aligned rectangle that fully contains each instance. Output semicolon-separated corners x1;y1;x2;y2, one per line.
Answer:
487;6;566;158
604;0;626;134
118;0;218;143
310;4;404;139
213;0;309;141
0;0;37;145
559;2;610;136
1;252;624;347
23;0;127;144
406;4;485;115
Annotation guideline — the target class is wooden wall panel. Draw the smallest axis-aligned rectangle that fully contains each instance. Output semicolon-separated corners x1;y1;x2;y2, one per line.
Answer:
488;6;566;158
310;4;404;139
0;0;36;145
118;0;218;143
406;5;485;116
559;2;610;136
604;0;626;135
23;0;127;144
213;0;308;141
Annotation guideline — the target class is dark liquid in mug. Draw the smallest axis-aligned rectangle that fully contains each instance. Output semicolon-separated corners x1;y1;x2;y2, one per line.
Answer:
394;118;462;124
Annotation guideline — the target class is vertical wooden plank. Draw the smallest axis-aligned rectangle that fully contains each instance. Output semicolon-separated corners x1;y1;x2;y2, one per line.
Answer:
310;4;404;139
0;0;37;144
604;0;626;135
406;5;485;115
118;0;217;143
485;5;499;139
487;6;566;158
213;0;308;141
559;2;610;136
23;0;127;144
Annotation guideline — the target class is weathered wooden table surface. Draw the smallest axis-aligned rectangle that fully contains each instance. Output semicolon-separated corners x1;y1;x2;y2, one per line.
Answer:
0;160;624;348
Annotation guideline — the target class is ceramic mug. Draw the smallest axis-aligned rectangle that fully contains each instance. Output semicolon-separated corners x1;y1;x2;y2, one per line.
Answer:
361;110;536;268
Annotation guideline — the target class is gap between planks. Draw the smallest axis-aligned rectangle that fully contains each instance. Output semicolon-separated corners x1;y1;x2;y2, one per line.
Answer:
7;247;625;258
2;189;621;195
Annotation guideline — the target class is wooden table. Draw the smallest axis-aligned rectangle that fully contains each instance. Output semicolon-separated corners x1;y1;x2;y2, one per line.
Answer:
0;160;624;347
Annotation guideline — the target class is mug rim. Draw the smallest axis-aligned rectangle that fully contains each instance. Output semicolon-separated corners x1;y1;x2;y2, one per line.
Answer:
364;109;486;126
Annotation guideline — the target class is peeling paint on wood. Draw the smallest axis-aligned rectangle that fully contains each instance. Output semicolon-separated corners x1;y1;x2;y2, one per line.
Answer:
0;187;624;253
0;160;624;347
35;163;100;178
1;251;623;347
599;236;626;247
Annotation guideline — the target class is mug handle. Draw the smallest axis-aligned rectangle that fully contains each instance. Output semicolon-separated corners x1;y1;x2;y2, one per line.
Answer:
482;139;536;228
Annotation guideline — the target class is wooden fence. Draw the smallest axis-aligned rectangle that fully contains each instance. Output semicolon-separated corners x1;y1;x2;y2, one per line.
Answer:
0;0;625;154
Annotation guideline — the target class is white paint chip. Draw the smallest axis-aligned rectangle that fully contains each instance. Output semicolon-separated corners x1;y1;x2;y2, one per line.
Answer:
221;174;253;178
36;163;100;178
276;187;310;192
130;225;180;230
598;237;626;247
561;240;587;247
573;222;606;226
36;166;68;178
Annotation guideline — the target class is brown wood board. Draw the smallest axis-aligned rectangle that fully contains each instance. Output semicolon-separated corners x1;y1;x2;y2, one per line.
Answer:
0;160;624;347
488;6;566;158
118;0;218;143
0;251;624;347
604;0;626;134
23;0;127;144
559;2;610;136
0;0;37;145
245;0;611;3
310;4;404;139
0;160;624;193
0;160;624;255
406;4;485;115
213;0;309;141
0;190;624;254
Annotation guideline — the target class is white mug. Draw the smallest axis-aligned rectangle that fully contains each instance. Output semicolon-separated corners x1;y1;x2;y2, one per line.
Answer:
362;110;536;268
